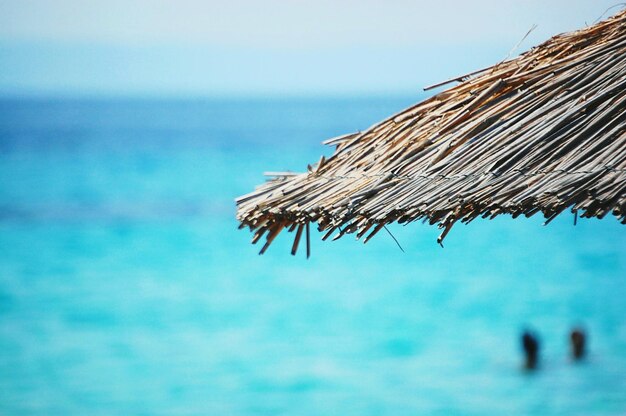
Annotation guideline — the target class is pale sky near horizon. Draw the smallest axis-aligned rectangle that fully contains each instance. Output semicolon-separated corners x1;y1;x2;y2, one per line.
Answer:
0;1;622;96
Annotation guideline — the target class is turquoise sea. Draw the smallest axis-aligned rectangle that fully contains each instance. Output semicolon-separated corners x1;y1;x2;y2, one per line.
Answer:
0;97;625;415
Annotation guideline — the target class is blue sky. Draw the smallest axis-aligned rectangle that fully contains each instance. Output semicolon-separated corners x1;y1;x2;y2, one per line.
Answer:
0;1;621;96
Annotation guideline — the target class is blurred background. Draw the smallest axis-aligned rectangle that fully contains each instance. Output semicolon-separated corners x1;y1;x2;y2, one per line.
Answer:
1;1;625;415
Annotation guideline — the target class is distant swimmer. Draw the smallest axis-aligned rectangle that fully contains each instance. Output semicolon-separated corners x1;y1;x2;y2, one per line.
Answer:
521;330;540;370
570;327;587;360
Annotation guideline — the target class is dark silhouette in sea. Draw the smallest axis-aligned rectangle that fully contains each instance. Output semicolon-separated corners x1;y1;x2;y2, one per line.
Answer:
521;330;540;370
570;327;587;360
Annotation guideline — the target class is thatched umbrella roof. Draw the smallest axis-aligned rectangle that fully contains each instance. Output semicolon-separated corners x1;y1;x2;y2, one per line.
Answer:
236;10;626;255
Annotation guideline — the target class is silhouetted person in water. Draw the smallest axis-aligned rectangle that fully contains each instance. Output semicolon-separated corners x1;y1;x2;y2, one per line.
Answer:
521;330;540;370
570;327;587;360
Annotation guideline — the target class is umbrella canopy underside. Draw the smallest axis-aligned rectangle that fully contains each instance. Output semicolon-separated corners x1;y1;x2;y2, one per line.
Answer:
236;10;626;255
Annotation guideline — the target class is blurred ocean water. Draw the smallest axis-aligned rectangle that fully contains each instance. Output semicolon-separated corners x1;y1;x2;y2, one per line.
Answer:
0;97;625;415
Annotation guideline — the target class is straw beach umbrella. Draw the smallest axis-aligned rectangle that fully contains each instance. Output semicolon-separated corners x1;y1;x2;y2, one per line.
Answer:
236;9;626;256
